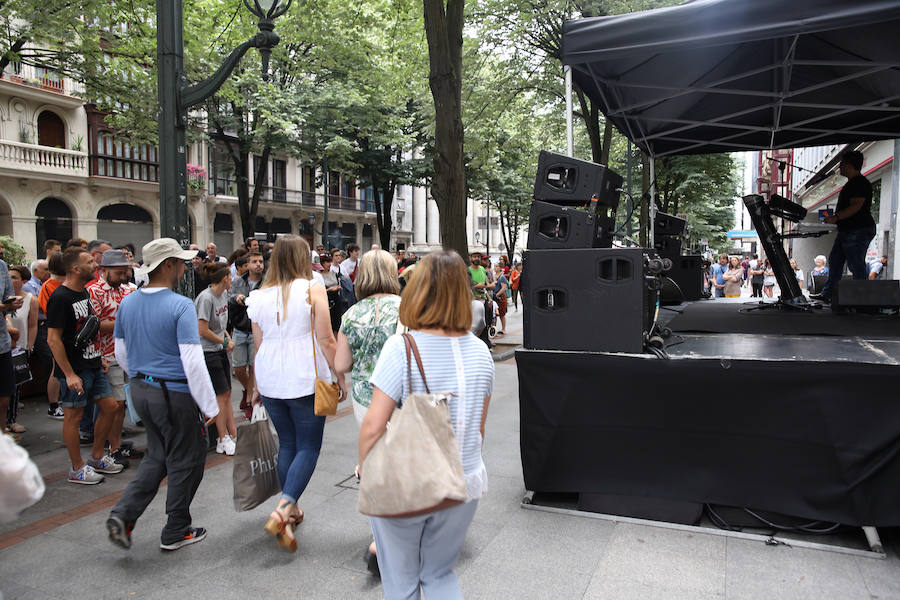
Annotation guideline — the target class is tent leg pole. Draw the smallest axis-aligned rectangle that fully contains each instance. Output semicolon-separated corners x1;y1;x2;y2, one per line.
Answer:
649;155;657;249
565;65;574;158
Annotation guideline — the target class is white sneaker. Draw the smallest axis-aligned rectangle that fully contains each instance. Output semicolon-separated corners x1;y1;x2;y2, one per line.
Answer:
216;437;226;454
222;435;236;456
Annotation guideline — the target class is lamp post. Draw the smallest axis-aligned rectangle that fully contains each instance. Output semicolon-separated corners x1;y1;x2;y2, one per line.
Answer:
157;0;292;252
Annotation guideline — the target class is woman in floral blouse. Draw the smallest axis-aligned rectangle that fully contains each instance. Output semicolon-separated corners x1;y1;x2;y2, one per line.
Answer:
335;248;402;577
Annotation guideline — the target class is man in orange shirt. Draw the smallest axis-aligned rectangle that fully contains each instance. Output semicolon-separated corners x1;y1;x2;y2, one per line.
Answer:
38;251;66;418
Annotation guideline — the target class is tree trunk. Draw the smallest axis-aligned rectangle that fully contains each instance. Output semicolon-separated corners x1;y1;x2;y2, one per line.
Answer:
600;119;613;166
424;0;468;259
640;151;650;247
575;87;602;164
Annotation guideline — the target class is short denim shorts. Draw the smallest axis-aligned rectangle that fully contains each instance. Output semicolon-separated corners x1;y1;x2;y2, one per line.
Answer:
58;368;112;409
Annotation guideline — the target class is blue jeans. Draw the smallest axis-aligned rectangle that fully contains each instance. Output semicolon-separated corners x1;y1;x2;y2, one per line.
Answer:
370;500;479;600
820;225;876;298
260;394;324;504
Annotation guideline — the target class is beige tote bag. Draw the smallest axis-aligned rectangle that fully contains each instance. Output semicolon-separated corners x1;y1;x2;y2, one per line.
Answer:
358;334;468;518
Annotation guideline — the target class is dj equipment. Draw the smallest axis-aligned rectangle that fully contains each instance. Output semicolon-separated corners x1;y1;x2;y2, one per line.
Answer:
522;248;660;354
743;194;807;307
527;200;615;250
768;194;808;223
654;212;686;237
833;280;900;311
661;255;705;303
533;151;623;208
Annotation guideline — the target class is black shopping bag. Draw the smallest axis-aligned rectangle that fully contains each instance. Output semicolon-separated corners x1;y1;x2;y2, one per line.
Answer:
12;349;32;386
232;405;280;511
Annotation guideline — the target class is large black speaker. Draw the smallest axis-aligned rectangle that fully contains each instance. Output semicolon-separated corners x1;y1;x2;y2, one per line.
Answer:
654;236;682;259
527;200;615;250
661;255;705;303
533;151;623;207
833;280;900;310
522;248;659;353
654;212;686;237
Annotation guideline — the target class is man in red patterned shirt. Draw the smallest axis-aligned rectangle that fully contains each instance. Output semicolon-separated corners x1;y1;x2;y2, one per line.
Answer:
87;250;139;465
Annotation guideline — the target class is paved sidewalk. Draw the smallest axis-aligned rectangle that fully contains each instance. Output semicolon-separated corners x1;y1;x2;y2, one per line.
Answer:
2;363;899;599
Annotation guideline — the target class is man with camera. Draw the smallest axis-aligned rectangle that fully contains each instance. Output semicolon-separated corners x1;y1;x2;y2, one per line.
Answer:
47;248;124;485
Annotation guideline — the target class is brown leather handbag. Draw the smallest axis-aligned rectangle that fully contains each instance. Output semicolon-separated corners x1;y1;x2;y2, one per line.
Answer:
310;301;340;416
358;334;468;518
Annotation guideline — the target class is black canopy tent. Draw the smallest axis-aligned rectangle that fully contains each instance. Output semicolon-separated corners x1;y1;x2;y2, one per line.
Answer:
515;0;900;537
561;0;900;158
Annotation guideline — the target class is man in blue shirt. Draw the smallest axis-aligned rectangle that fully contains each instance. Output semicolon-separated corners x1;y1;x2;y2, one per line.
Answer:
710;254;728;298
106;238;219;552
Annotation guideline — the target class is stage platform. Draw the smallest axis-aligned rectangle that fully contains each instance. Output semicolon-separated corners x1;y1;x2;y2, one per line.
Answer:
517;298;900;536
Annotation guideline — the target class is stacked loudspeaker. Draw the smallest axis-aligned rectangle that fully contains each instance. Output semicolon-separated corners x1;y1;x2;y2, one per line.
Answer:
653;211;706;303
523;151;663;354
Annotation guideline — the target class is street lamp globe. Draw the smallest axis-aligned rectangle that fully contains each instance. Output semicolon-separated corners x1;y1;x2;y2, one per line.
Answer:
244;0;292;20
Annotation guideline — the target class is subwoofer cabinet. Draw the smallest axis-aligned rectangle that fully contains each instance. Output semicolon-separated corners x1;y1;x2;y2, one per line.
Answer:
522;248;659;354
833;279;900;311
661;255;705;303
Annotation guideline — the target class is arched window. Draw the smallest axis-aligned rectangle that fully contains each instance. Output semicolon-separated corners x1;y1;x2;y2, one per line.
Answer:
97;203;153;261
37;111;66;148
35;197;73;252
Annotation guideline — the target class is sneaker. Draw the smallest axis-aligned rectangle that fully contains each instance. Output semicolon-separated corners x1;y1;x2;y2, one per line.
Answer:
87;454;125;474
160;527;207;551
114;445;144;460
216;437;226;454
79;433;94;446
108;449;130;470
68;464;104;485
48;406;65;420
222;435;236;456
105;439;135;451
106;516;132;550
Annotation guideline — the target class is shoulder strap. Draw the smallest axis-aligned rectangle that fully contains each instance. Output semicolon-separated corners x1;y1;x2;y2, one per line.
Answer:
310;282;319;379
403;333;430;396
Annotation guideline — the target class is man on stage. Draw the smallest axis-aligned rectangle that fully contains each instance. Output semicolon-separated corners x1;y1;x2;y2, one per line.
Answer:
813;151;876;303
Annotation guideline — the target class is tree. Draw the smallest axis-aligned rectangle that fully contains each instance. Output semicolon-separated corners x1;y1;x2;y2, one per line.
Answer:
423;0;468;258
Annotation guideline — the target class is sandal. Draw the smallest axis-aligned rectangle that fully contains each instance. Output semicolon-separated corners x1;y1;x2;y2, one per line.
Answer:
7;423;25;434
264;500;300;553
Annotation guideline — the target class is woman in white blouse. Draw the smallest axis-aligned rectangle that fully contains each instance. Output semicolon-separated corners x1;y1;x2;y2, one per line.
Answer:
246;235;340;552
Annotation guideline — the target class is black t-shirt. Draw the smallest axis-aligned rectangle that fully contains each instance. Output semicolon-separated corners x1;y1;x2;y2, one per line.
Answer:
46;285;102;372
836;175;875;232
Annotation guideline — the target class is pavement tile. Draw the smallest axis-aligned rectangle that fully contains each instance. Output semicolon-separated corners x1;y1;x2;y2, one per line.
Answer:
854;552;900;599
724;536;870;600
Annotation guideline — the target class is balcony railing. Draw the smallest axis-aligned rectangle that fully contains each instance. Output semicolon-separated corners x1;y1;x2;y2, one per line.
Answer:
1;63;84;96
0;140;87;177
210;183;375;212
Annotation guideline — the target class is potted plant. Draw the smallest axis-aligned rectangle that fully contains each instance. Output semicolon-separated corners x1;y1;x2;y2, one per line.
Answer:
71;135;84;152
187;163;207;192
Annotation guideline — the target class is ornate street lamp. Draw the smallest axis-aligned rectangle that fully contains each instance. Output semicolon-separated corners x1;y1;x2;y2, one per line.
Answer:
157;0;292;285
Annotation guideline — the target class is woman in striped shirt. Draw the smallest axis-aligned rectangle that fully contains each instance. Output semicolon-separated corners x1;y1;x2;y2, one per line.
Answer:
359;250;494;599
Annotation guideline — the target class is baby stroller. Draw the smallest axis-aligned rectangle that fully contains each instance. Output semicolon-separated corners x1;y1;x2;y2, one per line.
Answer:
484;293;498;340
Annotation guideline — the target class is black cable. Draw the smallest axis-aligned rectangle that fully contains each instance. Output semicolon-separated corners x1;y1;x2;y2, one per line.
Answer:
705;504;745;532
742;508;843;534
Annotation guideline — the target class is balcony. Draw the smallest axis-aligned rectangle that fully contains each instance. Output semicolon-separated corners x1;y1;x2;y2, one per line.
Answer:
210;183;374;212
0;140;88;178
0;64;85;108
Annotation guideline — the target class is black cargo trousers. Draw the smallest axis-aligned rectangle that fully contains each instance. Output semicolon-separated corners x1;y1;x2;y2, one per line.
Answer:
110;378;208;544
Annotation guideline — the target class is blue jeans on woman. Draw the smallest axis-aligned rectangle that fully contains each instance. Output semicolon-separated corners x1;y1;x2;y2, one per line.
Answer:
820;225;876;299
260;394;324;503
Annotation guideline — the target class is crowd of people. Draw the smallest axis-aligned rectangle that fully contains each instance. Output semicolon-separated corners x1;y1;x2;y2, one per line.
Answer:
0;233;498;599
707;250;888;299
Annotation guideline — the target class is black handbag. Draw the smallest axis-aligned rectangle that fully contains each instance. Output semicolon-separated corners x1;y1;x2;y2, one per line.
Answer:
12;350;32;386
73;314;100;351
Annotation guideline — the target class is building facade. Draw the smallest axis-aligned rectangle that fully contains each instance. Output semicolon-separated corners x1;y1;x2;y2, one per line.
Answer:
1;64;517;263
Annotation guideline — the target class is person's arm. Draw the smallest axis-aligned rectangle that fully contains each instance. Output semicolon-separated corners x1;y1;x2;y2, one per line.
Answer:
358;385;396;470
114;337;129;375
47;327;81;393
480;395;492;441
249;321;264;405
173;304;218;419
498;278;508;295
826;197;866;224
88;291;116;336
26;295;38;350
197;318;229;347
335;330;353;378
310;284;337;371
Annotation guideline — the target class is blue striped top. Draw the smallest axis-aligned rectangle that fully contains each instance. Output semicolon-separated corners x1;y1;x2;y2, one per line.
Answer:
369;330;494;499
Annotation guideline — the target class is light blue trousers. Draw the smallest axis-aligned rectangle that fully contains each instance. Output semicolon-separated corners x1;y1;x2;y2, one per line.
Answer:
370;500;479;600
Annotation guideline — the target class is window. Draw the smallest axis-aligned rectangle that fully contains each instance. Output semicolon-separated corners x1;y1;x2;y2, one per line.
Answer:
477;216;499;229
272;159;286;202
329;171;340;197
208;144;237;196
92;131;158;182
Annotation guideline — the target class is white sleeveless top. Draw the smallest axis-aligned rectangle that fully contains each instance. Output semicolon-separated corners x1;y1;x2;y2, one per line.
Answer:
245;278;333;399
9;292;32;349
